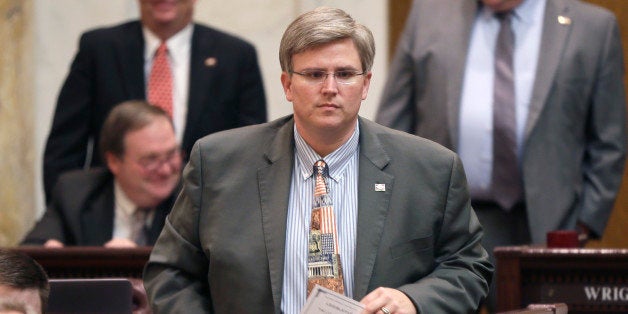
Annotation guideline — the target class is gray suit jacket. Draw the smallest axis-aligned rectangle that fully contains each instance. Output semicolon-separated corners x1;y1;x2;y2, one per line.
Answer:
144;116;493;313
376;0;627;243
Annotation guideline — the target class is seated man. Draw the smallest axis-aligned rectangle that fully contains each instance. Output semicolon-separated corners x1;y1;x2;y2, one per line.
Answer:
0;249;49;314
22;100;181;247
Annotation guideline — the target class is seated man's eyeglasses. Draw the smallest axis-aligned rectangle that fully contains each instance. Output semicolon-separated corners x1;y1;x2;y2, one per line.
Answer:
137;148;182;172
290;70;366;85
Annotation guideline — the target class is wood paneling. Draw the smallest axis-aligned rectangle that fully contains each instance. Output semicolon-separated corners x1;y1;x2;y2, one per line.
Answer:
495;246;628;312
0;0;34;246
388;0;412;60
388;0;628;248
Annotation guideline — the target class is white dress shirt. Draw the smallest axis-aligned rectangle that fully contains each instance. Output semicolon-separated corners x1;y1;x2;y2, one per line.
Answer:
143;24;193;143
112;181;154;242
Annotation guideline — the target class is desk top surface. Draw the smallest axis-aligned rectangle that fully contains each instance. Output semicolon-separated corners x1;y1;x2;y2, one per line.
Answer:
495;245;628;257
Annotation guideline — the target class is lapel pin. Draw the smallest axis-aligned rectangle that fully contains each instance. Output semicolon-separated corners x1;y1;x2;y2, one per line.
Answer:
557;15;571;25
374;184;386;192
204;57;217;67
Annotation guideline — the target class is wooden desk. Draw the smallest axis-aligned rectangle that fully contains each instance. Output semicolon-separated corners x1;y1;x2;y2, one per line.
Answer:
495;246;628;313
13;246;152;279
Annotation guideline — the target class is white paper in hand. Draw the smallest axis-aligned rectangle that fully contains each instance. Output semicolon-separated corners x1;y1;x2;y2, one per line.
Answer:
301;285;365;314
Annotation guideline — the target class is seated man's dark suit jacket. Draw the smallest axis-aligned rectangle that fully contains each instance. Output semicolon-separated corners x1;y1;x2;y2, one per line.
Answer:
43;20;267;201
144;116;493;313
23;168;174;246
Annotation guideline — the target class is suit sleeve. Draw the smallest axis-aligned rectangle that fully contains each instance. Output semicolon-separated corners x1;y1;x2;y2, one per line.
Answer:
144;143;211;313
374;0;419;133
578;14;627;237
43;33;95;202
398;155;493;312
235;43;267;126
21;182;71;245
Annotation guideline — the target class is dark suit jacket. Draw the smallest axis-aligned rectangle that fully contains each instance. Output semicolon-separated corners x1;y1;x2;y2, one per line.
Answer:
376;0;627;243
22;168;173;246
43;20;267;201
144;116;493;313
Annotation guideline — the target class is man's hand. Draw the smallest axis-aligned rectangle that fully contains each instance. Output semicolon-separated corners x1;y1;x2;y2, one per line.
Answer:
104;238;138;248
360;287;417;314
576;221;591;246
44;239;65;248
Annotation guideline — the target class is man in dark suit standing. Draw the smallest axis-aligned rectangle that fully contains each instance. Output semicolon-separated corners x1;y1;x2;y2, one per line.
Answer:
24;101;181;247
144;7;492;313
43;0;267;201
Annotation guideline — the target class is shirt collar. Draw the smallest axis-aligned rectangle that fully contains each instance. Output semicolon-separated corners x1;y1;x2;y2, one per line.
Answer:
478;0;545;25
142;23;194;67
294;121;360;182
114;180;137;217
514;0;545;25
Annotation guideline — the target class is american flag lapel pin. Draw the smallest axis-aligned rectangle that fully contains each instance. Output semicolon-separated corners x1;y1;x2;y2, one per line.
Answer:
204;57;217;67
557;15;571;25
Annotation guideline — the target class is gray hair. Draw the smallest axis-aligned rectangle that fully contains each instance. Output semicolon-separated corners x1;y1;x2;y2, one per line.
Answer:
279;7;375;73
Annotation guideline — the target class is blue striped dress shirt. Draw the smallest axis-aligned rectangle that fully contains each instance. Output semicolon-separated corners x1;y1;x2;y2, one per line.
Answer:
280;122;360;313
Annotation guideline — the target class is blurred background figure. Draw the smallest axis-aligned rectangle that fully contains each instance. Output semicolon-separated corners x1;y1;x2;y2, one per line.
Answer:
0;249;49;314
376;0;626;310
23;101;181;248
42;0;267;202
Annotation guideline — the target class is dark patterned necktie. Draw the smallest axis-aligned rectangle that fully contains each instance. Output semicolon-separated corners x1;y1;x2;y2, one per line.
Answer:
307;160;345;295
132;208;150;246
492;12;523;210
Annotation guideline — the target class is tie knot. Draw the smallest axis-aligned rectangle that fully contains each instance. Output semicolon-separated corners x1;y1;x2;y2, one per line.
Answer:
156;43;168;55
314;160;328;176
134;208;150;220
495;11;512;22
313;160;329;196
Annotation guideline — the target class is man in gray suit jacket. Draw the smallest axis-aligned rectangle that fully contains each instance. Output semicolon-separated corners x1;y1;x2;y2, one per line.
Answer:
377;0;626;253
376;0;626;310
144;7;492;314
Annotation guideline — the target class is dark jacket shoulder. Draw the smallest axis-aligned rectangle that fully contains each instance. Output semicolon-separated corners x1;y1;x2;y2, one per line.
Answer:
191;22;257;52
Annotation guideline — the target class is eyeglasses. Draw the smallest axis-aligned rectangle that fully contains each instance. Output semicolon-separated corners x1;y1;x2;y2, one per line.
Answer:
290;70;366;85
137;148;182;172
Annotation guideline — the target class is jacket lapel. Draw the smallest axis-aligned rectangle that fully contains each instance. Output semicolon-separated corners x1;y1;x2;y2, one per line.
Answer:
257;118;295;312
148;193;176;244
80;171;115;245
446;0;478;149
525;0;571;140
184;24;216;150
353;118;393;299
115;21;145;99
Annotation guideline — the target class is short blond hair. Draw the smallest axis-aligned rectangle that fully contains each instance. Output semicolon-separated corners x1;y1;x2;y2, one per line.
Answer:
279;7;375;73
